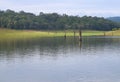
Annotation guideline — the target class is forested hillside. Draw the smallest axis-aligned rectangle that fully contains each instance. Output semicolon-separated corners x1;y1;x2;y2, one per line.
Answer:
107;17;120;22
0;9;119;31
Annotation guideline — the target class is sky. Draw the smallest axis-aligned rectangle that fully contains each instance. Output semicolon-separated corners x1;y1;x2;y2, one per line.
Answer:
0;0;120;17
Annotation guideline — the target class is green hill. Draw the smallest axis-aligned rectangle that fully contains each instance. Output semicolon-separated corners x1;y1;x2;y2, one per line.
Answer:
0;9;119;31
107;17;120;22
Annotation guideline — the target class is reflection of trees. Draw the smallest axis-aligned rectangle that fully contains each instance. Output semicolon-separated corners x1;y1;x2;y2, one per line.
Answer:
81;36;120;52
0;36;120;61
0;37;78;60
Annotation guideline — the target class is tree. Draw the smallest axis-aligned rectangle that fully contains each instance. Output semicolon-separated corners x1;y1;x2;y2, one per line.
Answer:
0;9;119;31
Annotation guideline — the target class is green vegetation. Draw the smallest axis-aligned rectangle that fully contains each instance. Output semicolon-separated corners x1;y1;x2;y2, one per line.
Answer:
0;9;119;31
0;29;104;41
1;28;120;42
0;9;120;41
0;29;54;41
105;30;120;36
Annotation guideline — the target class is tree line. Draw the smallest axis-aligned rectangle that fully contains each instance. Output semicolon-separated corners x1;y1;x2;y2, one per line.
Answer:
0;9;119;31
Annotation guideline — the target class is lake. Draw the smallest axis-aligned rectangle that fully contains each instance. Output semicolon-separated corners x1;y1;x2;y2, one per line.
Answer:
0;36;120;82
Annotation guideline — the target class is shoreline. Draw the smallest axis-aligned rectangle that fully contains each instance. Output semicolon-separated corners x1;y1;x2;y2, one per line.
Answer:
0;29;119;41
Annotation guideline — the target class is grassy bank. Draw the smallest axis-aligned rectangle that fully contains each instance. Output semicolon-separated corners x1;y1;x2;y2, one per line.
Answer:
0;29;106;41
105;30;120;36
0;29;54;41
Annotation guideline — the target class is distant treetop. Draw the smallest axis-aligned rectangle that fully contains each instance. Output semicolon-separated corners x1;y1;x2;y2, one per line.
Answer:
0;9;119;31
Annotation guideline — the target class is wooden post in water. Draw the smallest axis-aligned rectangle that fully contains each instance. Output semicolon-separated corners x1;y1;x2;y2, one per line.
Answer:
79;40;82;50
73;30;76;38
79;29;82;41
64;30;66;39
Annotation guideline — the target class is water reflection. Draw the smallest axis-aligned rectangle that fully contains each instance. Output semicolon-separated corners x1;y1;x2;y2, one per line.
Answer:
1;37;73;61
0;36;120;61
0;36;120;82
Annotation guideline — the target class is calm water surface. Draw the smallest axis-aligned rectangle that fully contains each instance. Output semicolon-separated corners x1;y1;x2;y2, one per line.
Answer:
0;36;120;82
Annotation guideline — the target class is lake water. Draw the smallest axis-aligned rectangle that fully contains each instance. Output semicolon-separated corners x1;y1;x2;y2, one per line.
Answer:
0;36;120;82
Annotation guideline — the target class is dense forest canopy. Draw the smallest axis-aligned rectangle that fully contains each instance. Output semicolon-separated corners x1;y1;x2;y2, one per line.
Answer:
0;9;119;31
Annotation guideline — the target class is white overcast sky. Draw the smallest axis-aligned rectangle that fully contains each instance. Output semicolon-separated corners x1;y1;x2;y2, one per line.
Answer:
0;0;120;17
